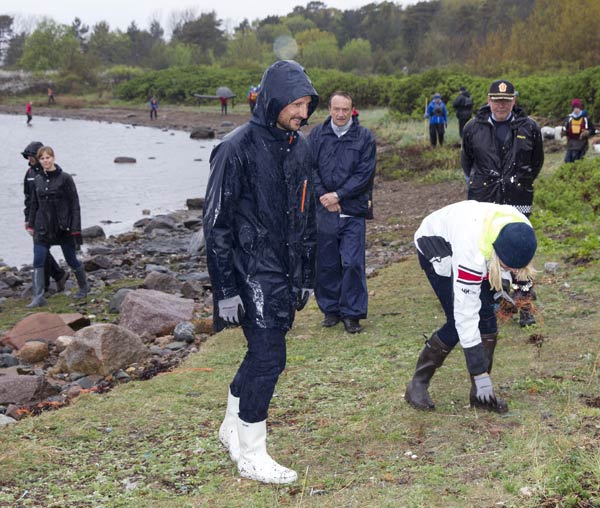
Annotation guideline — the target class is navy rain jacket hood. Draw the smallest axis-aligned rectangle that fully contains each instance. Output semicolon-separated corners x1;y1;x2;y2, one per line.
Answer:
204;60;319;332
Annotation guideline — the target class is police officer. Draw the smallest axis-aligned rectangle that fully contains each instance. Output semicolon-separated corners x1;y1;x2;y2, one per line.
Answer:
462;80;544;326
204;60;318;485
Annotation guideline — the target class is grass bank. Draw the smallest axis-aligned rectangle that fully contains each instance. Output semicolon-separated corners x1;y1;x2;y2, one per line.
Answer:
1;249;599;507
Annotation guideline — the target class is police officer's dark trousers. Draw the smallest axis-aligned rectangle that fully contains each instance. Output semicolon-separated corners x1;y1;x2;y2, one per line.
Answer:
315;207;367;320
229;327;287;423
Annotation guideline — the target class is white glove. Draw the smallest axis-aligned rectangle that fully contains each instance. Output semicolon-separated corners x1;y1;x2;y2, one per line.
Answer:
296;288;313;311
473;373;496;404
218;295;245;324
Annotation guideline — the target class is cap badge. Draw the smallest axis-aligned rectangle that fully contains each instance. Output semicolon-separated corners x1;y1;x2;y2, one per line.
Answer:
499;82;507;93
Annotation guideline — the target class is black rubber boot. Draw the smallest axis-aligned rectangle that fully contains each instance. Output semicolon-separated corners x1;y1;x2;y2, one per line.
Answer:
405;333;451;410
469;333;509;413
73;266;89;299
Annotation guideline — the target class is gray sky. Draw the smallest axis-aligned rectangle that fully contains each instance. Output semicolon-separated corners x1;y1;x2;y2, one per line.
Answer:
3;0;420;34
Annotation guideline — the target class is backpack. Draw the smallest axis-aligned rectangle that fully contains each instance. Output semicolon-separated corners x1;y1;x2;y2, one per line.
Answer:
433;105;444;117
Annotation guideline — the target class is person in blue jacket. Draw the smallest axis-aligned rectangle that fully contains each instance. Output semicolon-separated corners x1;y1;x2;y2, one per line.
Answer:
425;93;448;146
308;91;376;334
203;60;318;485
148;96;159;120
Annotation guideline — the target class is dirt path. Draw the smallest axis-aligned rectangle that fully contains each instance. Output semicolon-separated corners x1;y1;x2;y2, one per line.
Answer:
0;103;464;251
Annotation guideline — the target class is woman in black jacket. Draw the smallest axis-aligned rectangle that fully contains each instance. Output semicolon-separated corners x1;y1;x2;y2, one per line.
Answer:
26;146;88;307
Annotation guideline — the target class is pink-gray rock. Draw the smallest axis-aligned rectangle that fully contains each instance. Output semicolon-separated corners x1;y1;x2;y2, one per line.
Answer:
54;323;149;376
1;312;75;350
18;341;49;364
119;289;195;337
142;271;183;294
0;375;60;405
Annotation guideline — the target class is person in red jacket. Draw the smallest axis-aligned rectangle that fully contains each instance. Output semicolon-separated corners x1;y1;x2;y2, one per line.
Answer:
25;101;32;125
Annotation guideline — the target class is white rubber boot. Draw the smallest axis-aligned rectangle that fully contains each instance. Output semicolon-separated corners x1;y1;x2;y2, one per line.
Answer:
218;390;240;463
237;419;297;484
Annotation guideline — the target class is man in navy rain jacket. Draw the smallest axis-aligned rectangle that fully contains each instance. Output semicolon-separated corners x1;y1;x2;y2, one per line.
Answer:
204;60;318;485
308;91;376;334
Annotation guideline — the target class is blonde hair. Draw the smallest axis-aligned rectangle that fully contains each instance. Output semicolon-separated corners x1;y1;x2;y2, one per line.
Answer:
37;146;55;158
488;249;536;291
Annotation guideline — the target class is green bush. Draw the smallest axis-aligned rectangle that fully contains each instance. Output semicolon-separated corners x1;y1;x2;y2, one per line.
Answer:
114;64;600;122
533;157;600;262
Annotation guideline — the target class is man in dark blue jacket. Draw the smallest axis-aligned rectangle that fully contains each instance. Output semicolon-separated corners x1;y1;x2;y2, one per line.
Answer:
204;60;318;485
309;91;376;334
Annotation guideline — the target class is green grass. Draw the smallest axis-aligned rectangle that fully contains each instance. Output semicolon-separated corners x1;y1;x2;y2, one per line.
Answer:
1;251;598;507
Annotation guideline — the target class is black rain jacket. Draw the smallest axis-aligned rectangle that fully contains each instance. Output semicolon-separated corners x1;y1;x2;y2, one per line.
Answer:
309;116;376;217
203;60;319;332
462;105;544;212
28;165;82;245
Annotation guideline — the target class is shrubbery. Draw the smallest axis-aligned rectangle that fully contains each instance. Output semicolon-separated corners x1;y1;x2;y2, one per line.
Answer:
113;64;600;121
533;157;600;263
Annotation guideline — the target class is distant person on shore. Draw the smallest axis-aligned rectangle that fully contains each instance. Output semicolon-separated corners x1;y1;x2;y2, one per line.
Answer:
149;96;159;120
425;93;447;146
47;87;55;105
462;79;544;327
26;146;89;307
452;86;473;138
204;60;318;484
247;86;257;113
25;102;32;125
22;141;69;298
309;91;376;334
562;98;594;163
219;96;228;115
405;200;537;413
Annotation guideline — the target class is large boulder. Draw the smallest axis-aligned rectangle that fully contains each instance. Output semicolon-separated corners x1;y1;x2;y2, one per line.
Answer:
190;126;215;139
54;323;149;376
1;312;75;350
82;225;106;240
119;289;195;337
188;230;205;256
0;374;60;405
142;271;183;294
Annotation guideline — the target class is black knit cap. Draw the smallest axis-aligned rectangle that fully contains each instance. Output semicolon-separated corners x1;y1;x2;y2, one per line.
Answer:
21;141;43;159
488;80;516;100
493;223;537;268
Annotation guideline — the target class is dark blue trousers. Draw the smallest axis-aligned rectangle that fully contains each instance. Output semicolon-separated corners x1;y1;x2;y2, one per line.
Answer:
230;327;287;423
418;252;497;349
315;209;367;319
34;239;82;270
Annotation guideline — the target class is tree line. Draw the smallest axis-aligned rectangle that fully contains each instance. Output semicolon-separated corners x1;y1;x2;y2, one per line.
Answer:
2;0;600;77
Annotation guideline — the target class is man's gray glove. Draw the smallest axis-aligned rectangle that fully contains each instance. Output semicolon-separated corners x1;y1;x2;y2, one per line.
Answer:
296;288;313;311
473;373;496;404
218;295;245;325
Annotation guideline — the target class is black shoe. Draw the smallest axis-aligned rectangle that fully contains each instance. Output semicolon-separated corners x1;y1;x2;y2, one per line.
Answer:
342;318;362;334
322;314;340;327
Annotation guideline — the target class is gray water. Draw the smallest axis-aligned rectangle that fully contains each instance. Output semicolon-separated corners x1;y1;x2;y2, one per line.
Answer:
0;113;218;267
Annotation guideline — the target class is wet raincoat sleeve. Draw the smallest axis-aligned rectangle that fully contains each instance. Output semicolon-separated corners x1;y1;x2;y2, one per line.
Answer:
64;174;82;233
530;124;544;180
335;131;376;201
302;169;317;289
308;126;327;198
23;171;32;223
204;144;242;301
